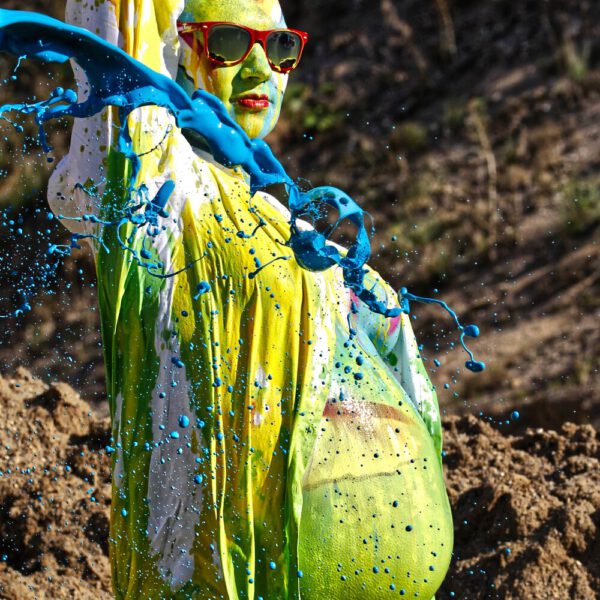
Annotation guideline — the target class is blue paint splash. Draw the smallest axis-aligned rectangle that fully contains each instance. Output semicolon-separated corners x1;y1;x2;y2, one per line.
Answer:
400;288;485;373
0;8;484;371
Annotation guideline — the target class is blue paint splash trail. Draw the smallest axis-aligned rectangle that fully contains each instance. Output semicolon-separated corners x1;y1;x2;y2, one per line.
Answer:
0;8;484;372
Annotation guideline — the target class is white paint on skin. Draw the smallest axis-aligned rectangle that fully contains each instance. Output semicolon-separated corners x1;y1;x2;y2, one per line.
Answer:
270;3;284;25
398;314;431;414
136;138;221;589
308;274;335;394
212;541;223;569
255;364;268;388
112;392;125;489
146;283;204;586
146;243;202;587
48;0;120;248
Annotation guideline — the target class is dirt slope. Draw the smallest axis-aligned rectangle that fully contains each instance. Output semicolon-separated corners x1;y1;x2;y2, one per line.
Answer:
1;0;598;430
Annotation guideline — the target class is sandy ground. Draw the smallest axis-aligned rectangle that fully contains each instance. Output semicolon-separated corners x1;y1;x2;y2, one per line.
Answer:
0;371;597;600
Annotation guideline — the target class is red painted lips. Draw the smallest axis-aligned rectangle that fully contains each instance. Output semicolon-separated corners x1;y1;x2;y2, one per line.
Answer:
235;94;270;110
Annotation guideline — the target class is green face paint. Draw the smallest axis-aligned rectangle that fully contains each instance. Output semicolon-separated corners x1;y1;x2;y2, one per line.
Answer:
178;0;288;140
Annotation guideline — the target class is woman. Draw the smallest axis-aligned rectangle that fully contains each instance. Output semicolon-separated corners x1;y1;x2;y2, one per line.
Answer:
47;0;453;598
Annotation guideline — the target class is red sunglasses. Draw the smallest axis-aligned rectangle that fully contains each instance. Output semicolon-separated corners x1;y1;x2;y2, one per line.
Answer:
177;21;309;74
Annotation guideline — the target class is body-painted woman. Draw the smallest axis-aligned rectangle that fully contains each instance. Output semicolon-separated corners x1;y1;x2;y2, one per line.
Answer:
43;0;454;597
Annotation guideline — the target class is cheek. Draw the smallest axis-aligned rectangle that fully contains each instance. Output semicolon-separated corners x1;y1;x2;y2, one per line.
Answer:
205;66;237;106
269;74;288;118
265;73;287;115
181;48;236;105
274;73;288;105
254;74;287;138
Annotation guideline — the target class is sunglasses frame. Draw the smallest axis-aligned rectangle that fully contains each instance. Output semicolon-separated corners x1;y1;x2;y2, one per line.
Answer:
177;21;309;74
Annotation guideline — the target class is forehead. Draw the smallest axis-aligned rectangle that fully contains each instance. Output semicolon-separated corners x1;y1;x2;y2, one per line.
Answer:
183;0;285;29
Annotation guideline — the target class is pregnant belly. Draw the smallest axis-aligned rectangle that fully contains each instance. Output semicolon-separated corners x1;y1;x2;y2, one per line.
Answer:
298;399;453;599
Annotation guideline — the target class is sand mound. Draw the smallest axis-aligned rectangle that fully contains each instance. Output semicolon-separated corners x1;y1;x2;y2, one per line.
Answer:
0;371;598;599
0;369;111;600
440;416;600;599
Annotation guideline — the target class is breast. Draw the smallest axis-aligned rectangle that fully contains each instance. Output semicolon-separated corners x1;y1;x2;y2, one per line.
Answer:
298;397;453;599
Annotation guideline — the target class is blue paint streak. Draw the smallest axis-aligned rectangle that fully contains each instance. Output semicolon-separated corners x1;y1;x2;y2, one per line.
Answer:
400;288;485;373
0;9;484;369
0;9;399;316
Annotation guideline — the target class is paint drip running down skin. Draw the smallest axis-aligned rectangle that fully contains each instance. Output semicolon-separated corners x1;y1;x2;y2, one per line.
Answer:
0;8;483;372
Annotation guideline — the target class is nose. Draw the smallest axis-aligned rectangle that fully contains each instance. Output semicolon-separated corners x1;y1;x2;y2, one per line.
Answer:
239;43;272;82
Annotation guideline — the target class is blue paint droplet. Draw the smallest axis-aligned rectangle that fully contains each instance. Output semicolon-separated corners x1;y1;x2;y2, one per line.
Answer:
464;324;480;338
511;411;520;421
194;475;203;484
405;524;413;532
169;431;180;440
121;508;128;517
178;415;190;428
269;561;276;570
194;281;211;300
465;360;486;373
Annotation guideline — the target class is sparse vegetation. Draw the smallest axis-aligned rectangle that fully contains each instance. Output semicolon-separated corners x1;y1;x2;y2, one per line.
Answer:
560;177;600;235
390;121;429;154
283;81;344;133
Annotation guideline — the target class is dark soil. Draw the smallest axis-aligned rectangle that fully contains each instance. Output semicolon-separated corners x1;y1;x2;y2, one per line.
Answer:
0;371;598;599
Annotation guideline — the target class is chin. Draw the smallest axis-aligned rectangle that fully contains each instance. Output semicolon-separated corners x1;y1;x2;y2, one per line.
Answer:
234;107;281;140
241;121;274;140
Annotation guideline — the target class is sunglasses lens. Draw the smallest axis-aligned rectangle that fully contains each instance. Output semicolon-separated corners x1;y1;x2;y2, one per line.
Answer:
266;31;303;71
207;25;251;64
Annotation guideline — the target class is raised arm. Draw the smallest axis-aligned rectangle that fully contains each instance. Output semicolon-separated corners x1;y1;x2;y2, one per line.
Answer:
47;0;184;250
